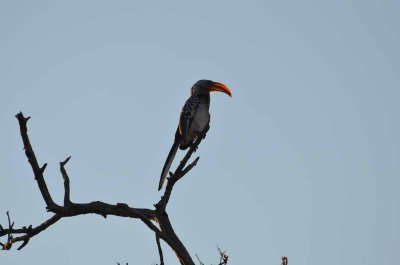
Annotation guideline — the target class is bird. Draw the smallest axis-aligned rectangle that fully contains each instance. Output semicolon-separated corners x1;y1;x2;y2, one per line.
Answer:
158;79;232;191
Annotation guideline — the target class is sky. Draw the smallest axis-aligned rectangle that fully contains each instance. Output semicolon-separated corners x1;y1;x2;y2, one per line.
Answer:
1;1;399;264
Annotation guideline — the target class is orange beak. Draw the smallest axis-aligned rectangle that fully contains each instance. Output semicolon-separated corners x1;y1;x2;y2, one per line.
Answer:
209;82;232;97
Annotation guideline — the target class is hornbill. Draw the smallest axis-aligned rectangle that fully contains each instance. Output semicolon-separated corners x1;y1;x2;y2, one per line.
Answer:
158;80;232;190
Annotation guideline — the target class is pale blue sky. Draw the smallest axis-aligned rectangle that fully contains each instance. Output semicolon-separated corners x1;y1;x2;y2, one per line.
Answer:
1;1;399;264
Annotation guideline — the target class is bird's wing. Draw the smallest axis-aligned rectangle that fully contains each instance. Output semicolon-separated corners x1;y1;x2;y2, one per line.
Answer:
179;96;200;140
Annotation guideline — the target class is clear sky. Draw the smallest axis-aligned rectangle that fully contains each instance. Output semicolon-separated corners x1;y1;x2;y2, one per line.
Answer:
1;1;399;264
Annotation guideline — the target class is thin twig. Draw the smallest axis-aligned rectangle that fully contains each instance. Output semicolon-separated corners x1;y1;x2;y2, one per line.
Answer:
155;234;164;265
195;254;205;265
0;211;14;250
60;156;72;206
217;246;228;265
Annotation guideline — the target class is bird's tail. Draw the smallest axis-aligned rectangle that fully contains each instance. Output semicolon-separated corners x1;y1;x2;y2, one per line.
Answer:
158;137;180;191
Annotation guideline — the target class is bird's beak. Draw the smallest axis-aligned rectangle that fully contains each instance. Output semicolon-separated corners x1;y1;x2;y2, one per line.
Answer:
209;82;232;97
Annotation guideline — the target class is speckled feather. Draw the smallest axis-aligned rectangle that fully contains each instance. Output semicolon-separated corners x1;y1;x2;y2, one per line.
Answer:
179;94;210;141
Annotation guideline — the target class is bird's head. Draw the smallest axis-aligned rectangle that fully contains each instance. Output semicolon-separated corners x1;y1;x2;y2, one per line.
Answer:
191;79;232;97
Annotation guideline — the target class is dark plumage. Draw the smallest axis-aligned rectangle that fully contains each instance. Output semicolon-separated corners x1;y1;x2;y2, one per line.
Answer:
158;80;232;191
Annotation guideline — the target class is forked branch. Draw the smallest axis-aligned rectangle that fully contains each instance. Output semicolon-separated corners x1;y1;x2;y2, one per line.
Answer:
0;113;226;265
0;112;200;264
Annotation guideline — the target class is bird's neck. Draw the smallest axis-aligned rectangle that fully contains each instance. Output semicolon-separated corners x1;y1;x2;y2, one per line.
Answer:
197;93;210;106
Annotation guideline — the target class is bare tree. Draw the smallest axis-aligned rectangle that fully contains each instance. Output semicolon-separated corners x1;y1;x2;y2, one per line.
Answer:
0;112;228;265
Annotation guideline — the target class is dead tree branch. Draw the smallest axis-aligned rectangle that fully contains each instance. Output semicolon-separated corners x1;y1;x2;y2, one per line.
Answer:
0;112;215;264
195;247;229;265
0;212;61;250
217;246;229;265
156;234;164;265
